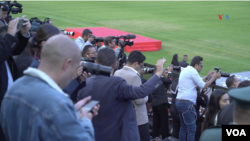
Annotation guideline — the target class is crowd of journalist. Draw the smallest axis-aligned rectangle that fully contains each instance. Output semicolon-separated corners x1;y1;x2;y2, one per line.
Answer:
1;4;250;141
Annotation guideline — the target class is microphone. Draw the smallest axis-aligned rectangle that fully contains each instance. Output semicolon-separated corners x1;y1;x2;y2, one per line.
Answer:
125;34;136;39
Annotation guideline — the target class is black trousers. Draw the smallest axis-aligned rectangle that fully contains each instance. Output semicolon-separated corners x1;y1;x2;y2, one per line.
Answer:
138;123;150;141
152;103;169;139
170;103;180;139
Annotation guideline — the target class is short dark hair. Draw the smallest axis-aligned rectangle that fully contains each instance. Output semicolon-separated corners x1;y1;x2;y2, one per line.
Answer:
82;45;94;57
82;29;92;37
238;80;250;88
127;50;145;64
0;25;8;38
226;75;236;88
97;47;116;67
2;5;8;11
104;36;113;46
184;55;188;57
190;56;203;67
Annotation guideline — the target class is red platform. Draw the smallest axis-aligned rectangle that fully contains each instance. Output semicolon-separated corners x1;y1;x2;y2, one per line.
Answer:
65;27;161;52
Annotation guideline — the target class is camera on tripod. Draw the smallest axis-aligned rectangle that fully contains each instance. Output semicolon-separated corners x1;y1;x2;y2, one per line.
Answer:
90;35;104;45
61;29;75;36
214;67;230;77
0;1;22;15
80;58;112;77
112;34;136;47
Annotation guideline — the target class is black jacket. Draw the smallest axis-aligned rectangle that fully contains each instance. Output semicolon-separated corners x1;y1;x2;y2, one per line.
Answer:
151;75;172;107
179;60;189;67
140;76;153;102
0;32;29;105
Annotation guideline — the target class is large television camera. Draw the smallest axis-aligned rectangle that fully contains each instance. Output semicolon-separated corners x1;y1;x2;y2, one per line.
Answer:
90;35;104;45
214;67;230;77
112;34;136;47
0;1;22;15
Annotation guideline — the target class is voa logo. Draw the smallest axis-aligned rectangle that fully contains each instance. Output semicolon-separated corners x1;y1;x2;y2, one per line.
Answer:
218;15;229;20
226;129;246;136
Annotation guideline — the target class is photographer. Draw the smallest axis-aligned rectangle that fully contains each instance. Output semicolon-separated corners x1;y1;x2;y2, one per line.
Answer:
0;5;8;26
74;28;93;51
114;50;150;141
0;35;99;141
82;45;97;60
77;47;166;141
151;65;173;141
175;56;221;141
0;15;31;141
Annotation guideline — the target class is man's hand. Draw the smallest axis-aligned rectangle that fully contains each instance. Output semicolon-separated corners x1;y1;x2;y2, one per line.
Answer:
212;72;221;79
155;59;166;78
207;70;215;78
79;71;91;82
168;65;173;72
75;96;100;121
20;15;31;36
76;61;83;78
7;18;19;37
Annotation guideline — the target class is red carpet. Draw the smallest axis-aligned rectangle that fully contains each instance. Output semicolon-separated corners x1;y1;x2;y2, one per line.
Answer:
65;27;161;52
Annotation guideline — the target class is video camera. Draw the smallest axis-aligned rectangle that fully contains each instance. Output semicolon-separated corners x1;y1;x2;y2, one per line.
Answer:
214;67;230;77
61;29;75;36
143;68;154;73
81;58;111;77
30;17;51;32
112;34;136;47
90;35;104;45
0;1;22;15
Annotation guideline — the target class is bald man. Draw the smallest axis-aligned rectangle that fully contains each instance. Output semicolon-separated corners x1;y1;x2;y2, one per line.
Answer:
0;35;99;141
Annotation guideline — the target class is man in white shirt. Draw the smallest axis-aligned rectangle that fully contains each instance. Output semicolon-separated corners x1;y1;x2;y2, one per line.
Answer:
74;29;93;51
176;56;221;141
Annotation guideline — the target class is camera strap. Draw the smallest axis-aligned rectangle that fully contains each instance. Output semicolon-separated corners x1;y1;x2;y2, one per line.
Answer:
34;51;41;61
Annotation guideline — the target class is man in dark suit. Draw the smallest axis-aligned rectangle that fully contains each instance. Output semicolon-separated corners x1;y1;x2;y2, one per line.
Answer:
0;16;31;141
77;47;166;141
179;55;189;67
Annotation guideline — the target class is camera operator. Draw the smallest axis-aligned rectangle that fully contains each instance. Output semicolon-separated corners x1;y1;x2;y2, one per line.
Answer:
179;55;189;68
0;5;8;26
151;65;173;141
175;56;221;141
114;50;150;141
77;47;166;141
0;35;99;141
74;29;93;51
82;45;97;60
29;24;87;101
0;14;31;141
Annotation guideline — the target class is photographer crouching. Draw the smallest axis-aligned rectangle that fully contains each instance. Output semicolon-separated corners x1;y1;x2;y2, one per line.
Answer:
175;56;221;141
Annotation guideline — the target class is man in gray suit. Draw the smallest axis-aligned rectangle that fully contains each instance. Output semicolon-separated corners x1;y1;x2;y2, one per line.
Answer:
114;50;150;141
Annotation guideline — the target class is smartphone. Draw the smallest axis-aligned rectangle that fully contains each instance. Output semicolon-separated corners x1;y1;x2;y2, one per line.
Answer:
17;18;23;30
79;100;99;112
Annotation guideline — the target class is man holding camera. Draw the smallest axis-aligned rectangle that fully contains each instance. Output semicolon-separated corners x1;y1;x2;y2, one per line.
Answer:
114;50;150;141
77;47;166;141
82;45;97;60
74;28;93;51
1;35;99;141
175;56;221;141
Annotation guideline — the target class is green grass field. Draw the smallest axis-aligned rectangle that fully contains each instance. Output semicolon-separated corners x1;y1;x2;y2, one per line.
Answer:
14;1;250;76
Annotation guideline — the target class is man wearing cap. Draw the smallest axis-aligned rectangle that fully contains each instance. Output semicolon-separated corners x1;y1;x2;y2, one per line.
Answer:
74;29;94;51
200;85;250;141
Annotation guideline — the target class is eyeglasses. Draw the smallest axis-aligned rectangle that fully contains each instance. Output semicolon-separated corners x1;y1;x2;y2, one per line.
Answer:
139;64;144;69
87;52;97;55
199;65;203;68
